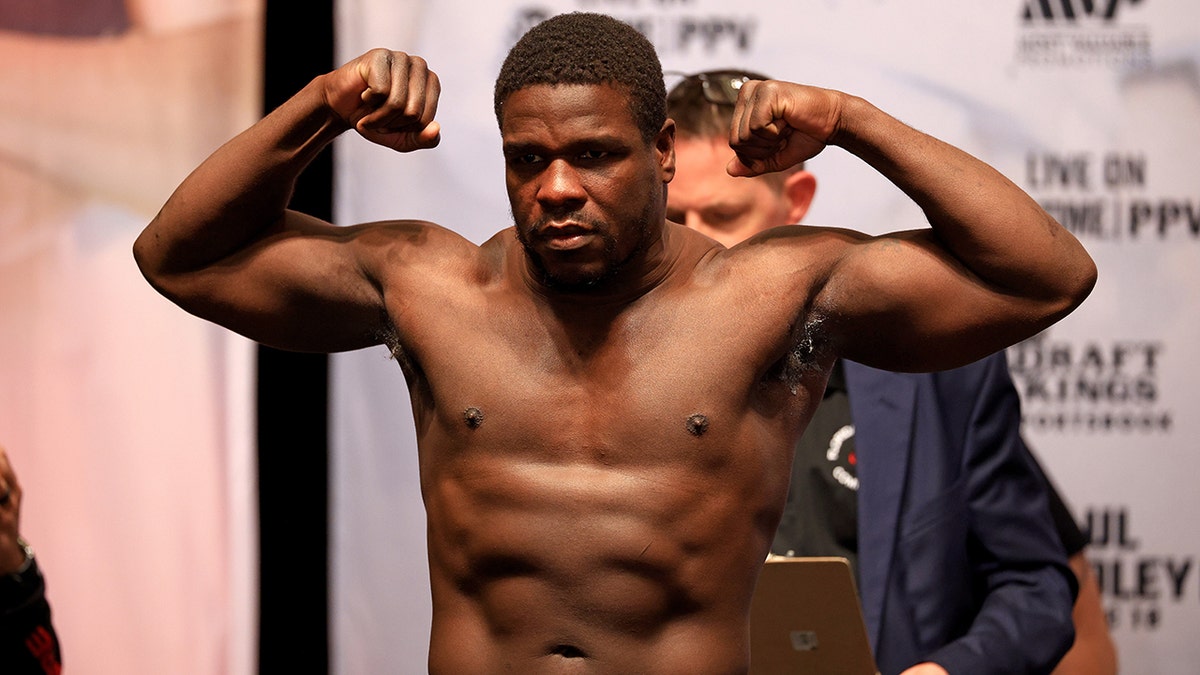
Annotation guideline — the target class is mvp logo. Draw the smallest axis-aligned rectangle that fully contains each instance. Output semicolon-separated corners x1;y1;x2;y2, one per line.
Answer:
1022;0;1144;22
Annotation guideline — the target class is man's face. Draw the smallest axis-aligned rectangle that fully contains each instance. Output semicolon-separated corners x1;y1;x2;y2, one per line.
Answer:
501;83;674;291
666;135;800;248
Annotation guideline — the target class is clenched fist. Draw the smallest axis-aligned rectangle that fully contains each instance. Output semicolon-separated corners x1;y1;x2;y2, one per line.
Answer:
727;79;842;178
322;48;442;153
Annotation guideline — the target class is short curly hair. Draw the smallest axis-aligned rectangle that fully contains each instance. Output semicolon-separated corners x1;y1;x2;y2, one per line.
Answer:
494;12;667;143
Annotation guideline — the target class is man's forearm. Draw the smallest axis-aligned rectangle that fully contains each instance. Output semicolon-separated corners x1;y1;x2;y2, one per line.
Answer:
133;76;347;279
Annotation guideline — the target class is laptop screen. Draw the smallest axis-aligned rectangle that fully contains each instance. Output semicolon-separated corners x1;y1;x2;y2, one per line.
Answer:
749;556;879;675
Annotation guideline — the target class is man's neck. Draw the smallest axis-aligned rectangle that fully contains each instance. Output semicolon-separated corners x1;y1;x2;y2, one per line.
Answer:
521;221;685;310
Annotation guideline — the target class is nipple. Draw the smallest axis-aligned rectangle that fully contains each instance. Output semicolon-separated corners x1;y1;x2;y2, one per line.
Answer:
686;413;709;436
463;407;485;430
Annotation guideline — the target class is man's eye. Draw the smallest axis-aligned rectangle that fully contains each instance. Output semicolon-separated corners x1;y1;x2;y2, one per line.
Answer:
508;153;541;165
579;150;609;161
704;208;747;226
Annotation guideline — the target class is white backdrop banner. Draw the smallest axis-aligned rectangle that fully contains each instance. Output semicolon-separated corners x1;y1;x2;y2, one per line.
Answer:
0;2;261;673
333;1;1200;672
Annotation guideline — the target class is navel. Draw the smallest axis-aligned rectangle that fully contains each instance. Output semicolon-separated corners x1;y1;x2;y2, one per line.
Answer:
685;413;710;436
463;407;485;430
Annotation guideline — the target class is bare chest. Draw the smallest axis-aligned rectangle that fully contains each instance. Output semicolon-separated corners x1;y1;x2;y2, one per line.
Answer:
394;282;825;468
398;280;827;628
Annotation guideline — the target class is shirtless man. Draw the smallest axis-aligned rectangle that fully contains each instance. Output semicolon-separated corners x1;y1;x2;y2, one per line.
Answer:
133;12;1096;674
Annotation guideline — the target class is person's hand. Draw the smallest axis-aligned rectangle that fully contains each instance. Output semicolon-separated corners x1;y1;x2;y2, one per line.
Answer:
321;48;442;153
0;445;25;575
726;80;841;178
899;662;950;675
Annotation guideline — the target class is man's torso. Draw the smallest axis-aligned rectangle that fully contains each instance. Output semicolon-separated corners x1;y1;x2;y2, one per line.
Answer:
376;224;836;673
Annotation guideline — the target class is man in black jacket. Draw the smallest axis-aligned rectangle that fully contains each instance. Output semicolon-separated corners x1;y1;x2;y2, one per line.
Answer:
0;446;61;675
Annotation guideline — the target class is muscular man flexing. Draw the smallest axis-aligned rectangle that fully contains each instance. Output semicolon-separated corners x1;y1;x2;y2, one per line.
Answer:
133;12;1096;674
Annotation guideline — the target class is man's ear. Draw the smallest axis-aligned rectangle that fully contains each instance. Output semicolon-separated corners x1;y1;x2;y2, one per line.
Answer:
657;119;676;182
783;169;817;224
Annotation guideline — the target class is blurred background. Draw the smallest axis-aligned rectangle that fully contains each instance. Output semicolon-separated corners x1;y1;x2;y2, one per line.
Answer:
1;0;1196;672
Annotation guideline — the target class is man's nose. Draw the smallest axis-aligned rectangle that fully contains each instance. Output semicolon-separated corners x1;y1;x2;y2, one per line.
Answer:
537;159;586;206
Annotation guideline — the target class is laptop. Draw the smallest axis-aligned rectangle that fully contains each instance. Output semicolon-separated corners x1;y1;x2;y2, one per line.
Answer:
748;556;879;674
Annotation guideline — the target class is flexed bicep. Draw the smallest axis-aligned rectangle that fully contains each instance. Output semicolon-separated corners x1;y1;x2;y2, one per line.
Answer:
816;230;1063;372
144;210;397;352
134;47;454;353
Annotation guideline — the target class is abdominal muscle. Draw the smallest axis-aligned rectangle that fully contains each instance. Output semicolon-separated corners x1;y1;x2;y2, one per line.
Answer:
421;443;787;675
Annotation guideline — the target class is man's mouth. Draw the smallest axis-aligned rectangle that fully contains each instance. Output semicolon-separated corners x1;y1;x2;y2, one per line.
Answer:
537;222;597;251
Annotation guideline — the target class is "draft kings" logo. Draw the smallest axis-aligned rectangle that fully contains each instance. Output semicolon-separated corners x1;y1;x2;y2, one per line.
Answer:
1015;0;1150;68
1007;333;1172;434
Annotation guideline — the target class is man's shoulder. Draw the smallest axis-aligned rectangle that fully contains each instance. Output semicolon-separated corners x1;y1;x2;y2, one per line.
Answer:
356;218;488;248
696;223;853;288
733;223;858;256
358;220;509;278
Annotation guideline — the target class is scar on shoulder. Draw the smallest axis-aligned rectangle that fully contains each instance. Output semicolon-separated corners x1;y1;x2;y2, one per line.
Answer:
686;413;709;436
463;407;484;429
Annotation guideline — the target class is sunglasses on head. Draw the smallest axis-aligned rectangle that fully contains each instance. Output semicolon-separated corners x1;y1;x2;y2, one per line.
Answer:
665;69;770;106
